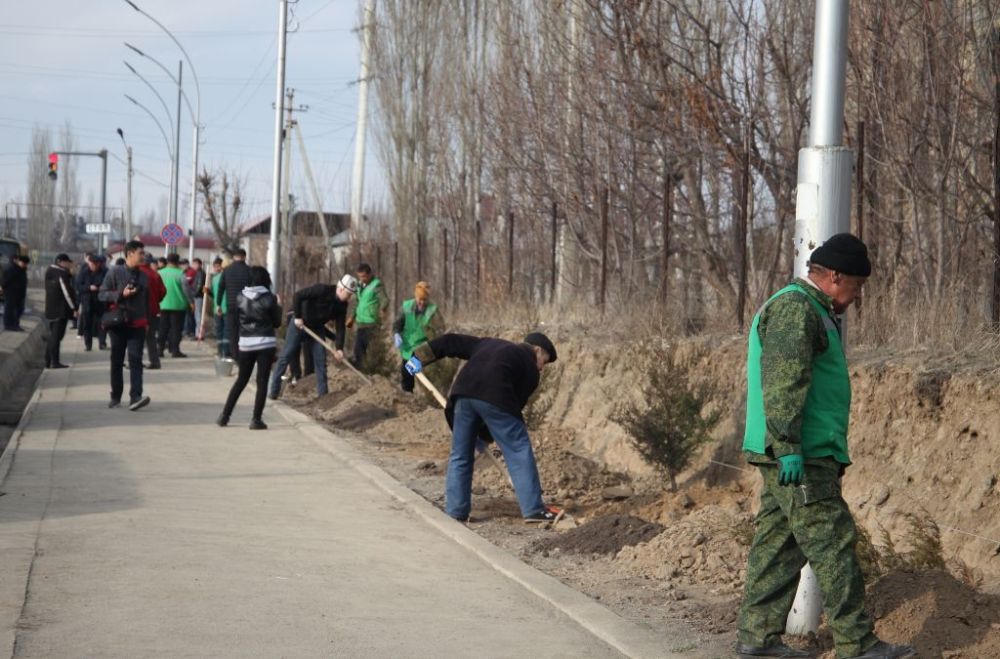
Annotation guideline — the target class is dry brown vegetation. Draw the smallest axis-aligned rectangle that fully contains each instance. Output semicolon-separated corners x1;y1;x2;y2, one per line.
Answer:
353;0;1000;357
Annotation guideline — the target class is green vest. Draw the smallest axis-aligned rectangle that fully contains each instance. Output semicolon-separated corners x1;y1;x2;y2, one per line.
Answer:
211;272;226;314
744;283;851;464
355;277;383;325
399;298;438;359
159;266;189;312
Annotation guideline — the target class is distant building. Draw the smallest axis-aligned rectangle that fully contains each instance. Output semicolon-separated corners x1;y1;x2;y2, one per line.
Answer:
238;211;352;289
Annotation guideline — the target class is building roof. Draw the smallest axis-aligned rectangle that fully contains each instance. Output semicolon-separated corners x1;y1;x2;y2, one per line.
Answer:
106;233;219;254
239;211;352;238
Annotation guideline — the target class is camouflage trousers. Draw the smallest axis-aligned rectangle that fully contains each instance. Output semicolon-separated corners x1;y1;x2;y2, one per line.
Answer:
737;464;877;658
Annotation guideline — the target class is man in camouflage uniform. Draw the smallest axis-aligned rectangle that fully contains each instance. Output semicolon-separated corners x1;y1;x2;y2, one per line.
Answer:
736;234;914;659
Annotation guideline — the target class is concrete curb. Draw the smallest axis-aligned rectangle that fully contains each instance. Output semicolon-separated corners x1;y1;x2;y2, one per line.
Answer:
0;318;49;485
273;401;691;659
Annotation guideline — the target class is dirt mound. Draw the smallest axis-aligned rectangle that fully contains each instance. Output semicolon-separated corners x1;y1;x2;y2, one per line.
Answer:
327;402;396;431
867;569;1000;658
616;505;752;594
532;514;664;556
370;408;450;445
533;428;631;501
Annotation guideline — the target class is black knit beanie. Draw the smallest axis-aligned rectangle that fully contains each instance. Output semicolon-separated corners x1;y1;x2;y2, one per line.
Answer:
808;233;871;277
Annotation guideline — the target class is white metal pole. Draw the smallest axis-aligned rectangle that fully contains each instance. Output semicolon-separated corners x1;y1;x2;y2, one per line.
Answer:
350;0;375;240
126;146;133;239
787;0;852;637
268;0;289;290
188;123;199;261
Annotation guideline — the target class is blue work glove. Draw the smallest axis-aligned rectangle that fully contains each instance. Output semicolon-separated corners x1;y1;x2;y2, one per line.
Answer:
404;356;422;376
393;333;403;349
777;454;804;487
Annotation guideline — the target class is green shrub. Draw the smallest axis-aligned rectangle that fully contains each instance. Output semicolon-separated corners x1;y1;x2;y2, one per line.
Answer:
612;346;720;491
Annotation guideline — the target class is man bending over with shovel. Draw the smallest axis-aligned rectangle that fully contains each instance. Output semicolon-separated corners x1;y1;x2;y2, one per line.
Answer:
406;332;561;523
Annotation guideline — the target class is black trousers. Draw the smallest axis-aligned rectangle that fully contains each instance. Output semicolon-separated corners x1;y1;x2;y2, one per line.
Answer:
82;303;107;350
225;311;241;360
109;325;145;403
158;310;186;356
353;326;377;371
45;317;68;367
3;294;24;329
400;361;415;392
222;347;276;421
145;316;161;367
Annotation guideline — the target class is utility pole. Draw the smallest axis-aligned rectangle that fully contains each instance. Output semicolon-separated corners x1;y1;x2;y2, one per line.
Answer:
294;120;336;275
786;0;852;637
350;0;375;240
268;0;290;291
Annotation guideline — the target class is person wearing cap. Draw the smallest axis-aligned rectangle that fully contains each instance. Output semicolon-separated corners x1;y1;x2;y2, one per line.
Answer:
43;253;78;368
2;254;29;331
77;254;109;351
392;281;445;393
737;234;914;659
268;274;357;400
406;331;561;523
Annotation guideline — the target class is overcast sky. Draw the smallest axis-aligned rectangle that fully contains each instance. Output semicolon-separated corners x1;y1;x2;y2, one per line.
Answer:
0;0;377;234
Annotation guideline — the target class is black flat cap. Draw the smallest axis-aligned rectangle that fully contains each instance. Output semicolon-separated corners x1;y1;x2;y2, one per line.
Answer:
524;332;557;363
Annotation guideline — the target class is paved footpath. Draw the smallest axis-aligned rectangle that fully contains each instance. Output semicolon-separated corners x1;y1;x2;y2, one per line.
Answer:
0;336;689;659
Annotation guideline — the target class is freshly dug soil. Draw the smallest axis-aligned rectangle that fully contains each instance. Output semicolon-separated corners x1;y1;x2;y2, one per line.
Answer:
532;514;664;556
867;569;1000;658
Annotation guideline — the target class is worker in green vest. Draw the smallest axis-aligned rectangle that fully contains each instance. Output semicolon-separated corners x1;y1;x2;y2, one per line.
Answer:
347;262;389;372
737;234;914;659
392;281;445;392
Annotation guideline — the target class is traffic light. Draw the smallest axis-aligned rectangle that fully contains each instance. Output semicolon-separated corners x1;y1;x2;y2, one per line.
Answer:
47;152;58;181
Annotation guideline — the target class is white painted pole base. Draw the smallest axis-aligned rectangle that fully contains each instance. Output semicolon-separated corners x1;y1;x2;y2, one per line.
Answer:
785;564;823;635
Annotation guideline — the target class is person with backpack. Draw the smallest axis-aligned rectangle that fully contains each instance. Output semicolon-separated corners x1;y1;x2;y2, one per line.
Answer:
217;266;282;430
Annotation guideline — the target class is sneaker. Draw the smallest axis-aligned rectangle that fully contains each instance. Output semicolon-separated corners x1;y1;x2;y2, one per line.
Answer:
146;363;161;370
216;414;229;427
524;505;563;523
49;363;69;369
171;352;188;358
267;392;279;401
249;419;267;430
128;395;151;411
281;373;291;382
108;399;121;409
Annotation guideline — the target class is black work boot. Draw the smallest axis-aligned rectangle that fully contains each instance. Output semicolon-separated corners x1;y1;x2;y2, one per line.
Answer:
845;641;917;659
736;642;812;658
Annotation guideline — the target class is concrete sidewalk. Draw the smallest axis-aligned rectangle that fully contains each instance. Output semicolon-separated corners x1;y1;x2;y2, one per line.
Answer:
0;335;680;658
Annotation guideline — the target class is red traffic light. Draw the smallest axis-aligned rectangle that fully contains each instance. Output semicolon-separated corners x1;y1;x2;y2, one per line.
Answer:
47;152;57;180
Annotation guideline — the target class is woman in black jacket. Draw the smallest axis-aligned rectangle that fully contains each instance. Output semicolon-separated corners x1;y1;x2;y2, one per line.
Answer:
218;266;282;429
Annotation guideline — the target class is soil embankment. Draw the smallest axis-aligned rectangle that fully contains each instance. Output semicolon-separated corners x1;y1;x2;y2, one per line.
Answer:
279;331;1000;657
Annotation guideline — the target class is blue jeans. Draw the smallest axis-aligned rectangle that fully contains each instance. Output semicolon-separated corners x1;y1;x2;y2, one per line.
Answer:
269;322;327;397
446;397;545;520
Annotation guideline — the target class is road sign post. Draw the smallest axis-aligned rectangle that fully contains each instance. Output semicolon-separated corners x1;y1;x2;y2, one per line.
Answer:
161;222;184;256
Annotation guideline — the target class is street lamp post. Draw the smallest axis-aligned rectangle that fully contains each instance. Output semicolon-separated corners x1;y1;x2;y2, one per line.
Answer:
116;128;133;242
124;93;174;255
123;0;202;262
124;59;176;224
